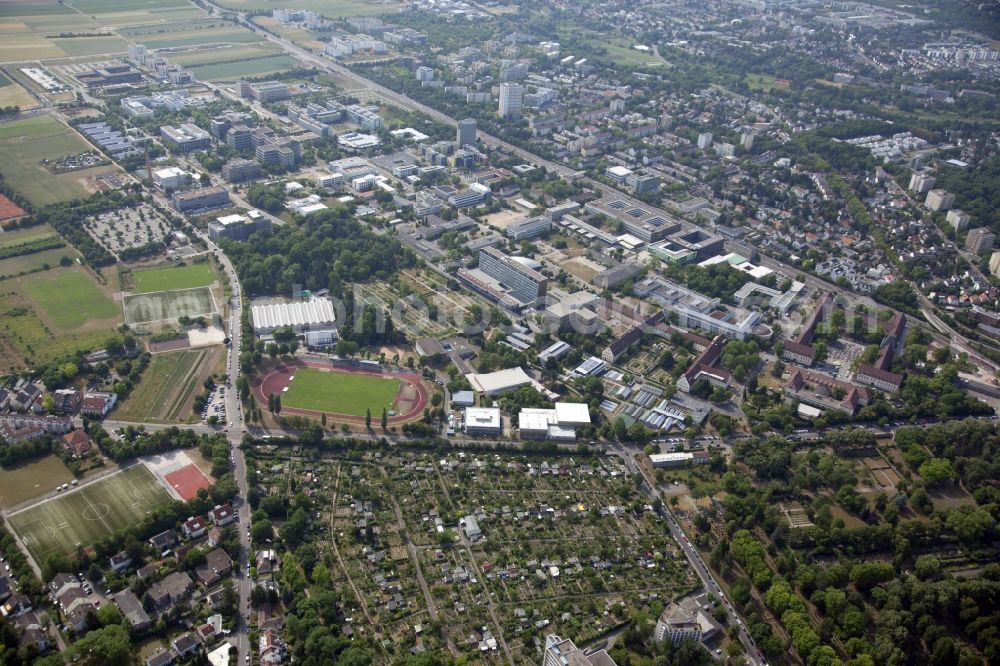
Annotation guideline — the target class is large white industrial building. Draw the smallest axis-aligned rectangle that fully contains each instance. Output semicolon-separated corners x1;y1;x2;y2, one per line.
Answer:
251;298;336;336
518;402;591;440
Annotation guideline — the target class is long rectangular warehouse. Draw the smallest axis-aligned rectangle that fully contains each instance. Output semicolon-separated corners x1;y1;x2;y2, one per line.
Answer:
251;299;336;335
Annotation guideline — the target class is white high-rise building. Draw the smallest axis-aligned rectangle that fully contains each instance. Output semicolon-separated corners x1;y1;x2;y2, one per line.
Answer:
498;82;523;120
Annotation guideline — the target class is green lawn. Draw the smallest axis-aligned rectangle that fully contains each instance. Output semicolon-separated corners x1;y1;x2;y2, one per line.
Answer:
7;464;173;560
281;367;401;417
188;55;300;81
0;116;113;206
0;247;75;279
133;263;214;293
21;269;119;329
0;455;73;508
0;291;119;371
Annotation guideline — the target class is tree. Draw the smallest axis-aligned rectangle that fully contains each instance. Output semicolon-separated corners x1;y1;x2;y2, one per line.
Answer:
918;458;955;485
95;604;124;627
365;408;372;430
945;505;996;544
251;519;274;544
381;407;388;431
274;394;281;415
71;624;133;664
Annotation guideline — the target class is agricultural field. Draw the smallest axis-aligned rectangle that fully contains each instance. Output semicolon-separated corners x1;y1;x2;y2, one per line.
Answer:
49;35;129;57
123;286;217;325
0;454;73;509
0;77;37;109
164;43;282;67
114;347;218;422
188;54;300;82
133;262;214;294
0;0;207;62
7;464;173;561
213;0;405;17
120;17;263;48
280;367;401;417
20;268;120;329
0;115;117;206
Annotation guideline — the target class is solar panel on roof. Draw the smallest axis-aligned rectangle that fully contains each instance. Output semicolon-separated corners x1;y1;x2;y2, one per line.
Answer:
608;200;627;210
627;207;647;218
647;216;667;227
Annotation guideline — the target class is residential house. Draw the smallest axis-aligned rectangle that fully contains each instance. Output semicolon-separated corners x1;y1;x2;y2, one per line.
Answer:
112;589;152;631
182;516;208;540
207;503;236;527
144;647;176;666
194;548;233;587
109;551;132;574
172;631;199;658
256;550;280;576
144;572;193;613
61;430;91;457
148;530;177;552
260;627;286;665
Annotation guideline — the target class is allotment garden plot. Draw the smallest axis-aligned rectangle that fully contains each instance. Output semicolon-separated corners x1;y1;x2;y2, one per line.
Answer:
299;450;696;662
7;464;173;563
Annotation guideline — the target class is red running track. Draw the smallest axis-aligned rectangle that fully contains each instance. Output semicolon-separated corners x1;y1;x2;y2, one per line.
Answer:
253;360;429;425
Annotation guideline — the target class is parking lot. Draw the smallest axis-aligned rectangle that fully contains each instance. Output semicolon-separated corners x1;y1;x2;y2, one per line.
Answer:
84;203;175;258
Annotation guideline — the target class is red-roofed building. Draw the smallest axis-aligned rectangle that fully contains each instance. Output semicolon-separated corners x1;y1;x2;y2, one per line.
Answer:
182;516;208;540
61;430;91;457
208;503;236;527
677;335;730;393
80;392;117;418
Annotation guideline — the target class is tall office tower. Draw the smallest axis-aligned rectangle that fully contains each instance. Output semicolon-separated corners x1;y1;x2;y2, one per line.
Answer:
498;83;523;120
457;118;477;147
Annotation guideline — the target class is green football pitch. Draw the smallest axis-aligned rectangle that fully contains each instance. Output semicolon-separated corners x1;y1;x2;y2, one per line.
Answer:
281;367;401;417
133;263;214;294
7;465;173;562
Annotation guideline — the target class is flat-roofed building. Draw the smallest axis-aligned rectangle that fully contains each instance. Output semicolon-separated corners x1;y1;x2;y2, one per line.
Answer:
506;216;552;240
208;212;270;242
160;123;211;152
463;407;501;435
592;261;643;289
248;80;290;102
966;227;996;255
171;186;230;213
477;246;548;306
585;197;682;243
152;166;189;190
465;367;533;396
543;635;617;666
653;592;722;644
222;158;261;183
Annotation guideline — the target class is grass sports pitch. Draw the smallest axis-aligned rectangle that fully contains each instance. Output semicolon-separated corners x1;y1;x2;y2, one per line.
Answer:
124;287;216;324
7;465;172;561
281;367;401;417
133;263;214;294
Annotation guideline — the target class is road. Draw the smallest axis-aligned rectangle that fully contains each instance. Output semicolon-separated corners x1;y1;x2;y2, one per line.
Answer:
618;447;765;665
